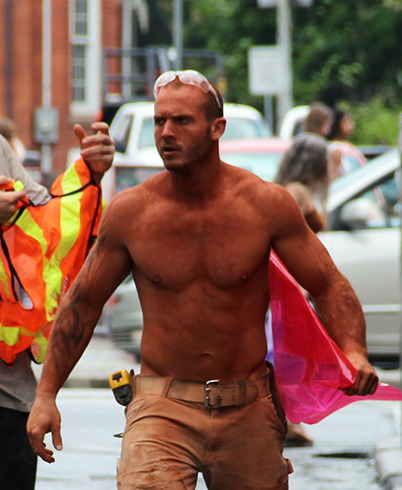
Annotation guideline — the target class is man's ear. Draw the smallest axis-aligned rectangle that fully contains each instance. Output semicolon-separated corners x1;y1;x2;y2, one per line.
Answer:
211;118;226;141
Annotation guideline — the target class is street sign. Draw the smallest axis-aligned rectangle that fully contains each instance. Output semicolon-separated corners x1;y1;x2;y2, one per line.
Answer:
248;46;290;95
257;0;312;6
257;0;277;6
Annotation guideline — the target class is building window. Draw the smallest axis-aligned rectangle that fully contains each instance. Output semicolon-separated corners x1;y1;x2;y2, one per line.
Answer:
70;0;101;118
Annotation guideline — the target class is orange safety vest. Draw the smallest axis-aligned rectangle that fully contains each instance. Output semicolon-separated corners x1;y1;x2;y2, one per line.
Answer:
0;158;105;365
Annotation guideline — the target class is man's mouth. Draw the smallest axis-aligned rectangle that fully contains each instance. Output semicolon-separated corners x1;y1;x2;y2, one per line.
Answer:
161;146;180;157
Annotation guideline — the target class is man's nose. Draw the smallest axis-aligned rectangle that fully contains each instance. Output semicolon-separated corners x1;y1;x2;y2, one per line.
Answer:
161;120;175;138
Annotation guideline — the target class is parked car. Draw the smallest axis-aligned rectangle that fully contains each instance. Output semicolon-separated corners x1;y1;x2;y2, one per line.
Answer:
110;100;271;155
23;150;42;184
98;102;270;202
105;140;401;365
101;136;365;203
321;148;401;365
279;104;391;161
279;105;309;139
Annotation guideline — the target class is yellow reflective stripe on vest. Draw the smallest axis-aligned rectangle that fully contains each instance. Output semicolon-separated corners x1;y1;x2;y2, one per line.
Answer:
0;158;103;364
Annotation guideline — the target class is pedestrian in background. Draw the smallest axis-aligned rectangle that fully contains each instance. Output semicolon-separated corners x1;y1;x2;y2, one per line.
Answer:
327;108;366;180
272;132;330;446
303;102;333;139
0;123;114;490
0;116;26;163
275;132;330;233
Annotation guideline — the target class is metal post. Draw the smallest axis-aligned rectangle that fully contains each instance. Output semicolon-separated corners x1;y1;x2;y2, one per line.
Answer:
41;0;52;175
264;95;274;134
172;0;183;70
276;0;293;129
5;0;13;119
121;0;134;100
399;113;402;445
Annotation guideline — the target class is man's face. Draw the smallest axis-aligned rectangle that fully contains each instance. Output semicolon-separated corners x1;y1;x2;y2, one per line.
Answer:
153;84;215;173
340;115;355;138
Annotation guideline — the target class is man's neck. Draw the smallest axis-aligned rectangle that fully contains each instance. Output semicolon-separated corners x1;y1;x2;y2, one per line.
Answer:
167;156;224;205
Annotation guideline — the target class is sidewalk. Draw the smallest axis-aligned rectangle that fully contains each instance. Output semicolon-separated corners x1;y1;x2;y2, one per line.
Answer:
32;333;138;389
366;369;402;489
33;334;402;489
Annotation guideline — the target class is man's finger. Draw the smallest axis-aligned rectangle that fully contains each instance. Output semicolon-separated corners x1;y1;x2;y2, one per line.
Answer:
0;175;12;186
74;124;87;147
4;190;26;204
28;426;51;463
90;121;110;135
51;425;63;452
344;371;379;396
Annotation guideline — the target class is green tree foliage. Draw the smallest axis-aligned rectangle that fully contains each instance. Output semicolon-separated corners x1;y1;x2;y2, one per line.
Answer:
292;0;402;107
340;97;399;146
149;0;402;142
185;0;276;108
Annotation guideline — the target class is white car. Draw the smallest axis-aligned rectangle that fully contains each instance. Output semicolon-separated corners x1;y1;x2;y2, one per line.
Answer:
320;148;400;363
101;101;271;201
105;148;401;365
279;105;309;139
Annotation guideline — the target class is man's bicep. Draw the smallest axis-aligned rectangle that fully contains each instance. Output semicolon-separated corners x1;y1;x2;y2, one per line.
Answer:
270;197;336;295
274;230;337;295
75;219;133;308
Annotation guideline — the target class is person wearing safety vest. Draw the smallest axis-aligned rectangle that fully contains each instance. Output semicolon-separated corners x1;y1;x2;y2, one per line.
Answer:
0;122;114;490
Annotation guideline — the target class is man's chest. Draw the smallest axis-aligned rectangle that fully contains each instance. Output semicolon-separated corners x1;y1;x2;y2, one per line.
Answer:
127;205;270;288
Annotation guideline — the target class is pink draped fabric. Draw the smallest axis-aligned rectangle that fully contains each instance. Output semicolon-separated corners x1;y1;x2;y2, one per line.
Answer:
268;250;402;424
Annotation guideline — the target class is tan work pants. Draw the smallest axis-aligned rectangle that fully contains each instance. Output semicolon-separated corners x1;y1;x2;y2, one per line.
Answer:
117;378;292;489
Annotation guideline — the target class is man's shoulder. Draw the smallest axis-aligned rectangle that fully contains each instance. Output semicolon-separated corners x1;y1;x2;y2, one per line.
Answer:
108;172;167;210
224;163;285;198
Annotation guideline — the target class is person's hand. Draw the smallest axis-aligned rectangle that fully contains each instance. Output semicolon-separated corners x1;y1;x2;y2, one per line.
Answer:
27;393;63;464
0;175;26;224
74;122;115;185
343;351;379;396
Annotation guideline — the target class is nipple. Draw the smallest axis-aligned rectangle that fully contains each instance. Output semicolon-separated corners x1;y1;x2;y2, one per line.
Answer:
153;275;162;285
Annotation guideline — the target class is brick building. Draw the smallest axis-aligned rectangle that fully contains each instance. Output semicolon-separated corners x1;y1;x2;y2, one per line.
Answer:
0;0;122;182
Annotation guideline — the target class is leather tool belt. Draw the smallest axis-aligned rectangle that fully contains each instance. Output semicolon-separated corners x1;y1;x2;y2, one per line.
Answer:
134;371;271;409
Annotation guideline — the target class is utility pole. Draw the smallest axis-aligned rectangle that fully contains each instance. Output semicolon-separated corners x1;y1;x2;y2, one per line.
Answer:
399;113;402;445
276;0;293;126
172;0;183;70
41;0;52;175
5;0;13;118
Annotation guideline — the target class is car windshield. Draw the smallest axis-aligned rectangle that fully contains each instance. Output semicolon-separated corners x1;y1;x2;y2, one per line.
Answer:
222;152;284;182
113;151;283;196
328;148;400;230
330;148;399;195
138;117;155;149
115;166;163;193
223;117;270;139
137;116;270;150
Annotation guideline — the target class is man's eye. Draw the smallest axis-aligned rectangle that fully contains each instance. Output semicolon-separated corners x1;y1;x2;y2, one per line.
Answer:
154;118;164;126
175;117;188;124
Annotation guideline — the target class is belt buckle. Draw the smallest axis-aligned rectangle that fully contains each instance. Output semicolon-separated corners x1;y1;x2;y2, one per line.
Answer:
205;379;221;409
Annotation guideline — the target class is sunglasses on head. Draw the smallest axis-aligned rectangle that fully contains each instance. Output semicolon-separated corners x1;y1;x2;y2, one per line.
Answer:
153;70;222;109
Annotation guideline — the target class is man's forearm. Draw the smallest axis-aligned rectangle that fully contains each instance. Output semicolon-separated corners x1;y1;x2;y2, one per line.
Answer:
36;283;101;397
313;280;368;357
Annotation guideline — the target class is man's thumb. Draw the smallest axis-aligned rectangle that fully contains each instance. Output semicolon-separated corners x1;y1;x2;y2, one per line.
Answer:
52;427;63;451
73;124;86;146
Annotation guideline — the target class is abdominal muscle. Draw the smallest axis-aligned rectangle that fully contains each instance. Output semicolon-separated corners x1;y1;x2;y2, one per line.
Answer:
138;278;270;382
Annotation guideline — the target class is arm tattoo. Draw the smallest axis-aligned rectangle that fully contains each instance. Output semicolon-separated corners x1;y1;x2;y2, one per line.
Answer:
50;285;84;378
48;227;120;379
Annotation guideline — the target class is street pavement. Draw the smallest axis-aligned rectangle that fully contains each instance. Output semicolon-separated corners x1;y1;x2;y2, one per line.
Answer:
32;333;402;489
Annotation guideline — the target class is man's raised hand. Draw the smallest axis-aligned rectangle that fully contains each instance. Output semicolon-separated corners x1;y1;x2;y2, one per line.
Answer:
74;122;115;184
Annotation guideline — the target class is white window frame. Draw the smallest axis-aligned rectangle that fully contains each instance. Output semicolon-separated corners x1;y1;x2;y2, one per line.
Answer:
69;0;101;118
